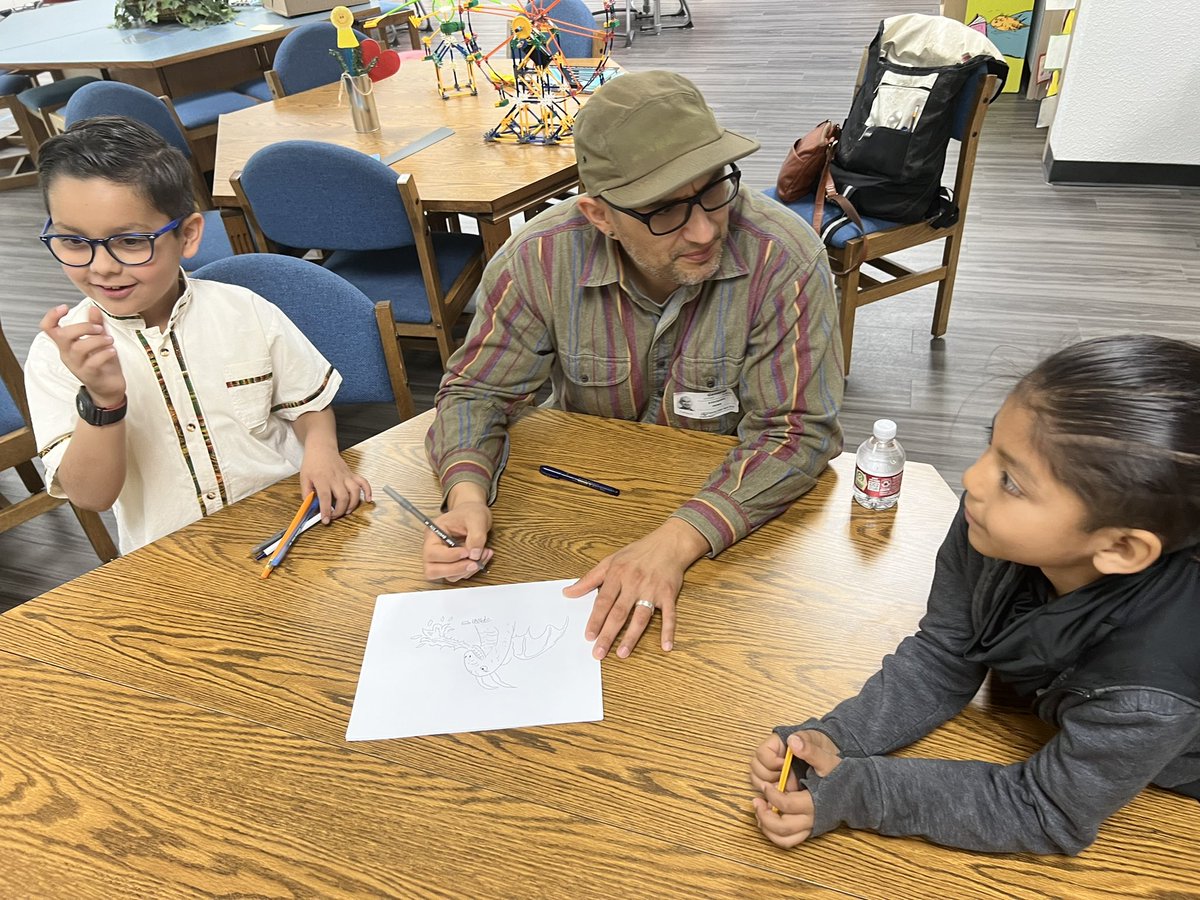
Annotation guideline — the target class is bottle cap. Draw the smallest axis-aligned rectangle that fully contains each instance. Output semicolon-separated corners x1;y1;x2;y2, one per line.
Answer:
872;419;897;441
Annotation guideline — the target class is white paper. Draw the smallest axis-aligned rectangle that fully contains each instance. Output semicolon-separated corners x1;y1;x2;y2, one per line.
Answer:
1044;34;1071;70
347;579;603;741
1044;0;1076;10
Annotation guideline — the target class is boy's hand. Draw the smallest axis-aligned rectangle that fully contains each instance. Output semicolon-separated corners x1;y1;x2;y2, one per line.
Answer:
40;304;126;406
299;443;371;523
750;731;842;849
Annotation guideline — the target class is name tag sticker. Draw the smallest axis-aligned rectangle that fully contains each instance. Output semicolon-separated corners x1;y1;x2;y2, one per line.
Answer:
673;389;739;420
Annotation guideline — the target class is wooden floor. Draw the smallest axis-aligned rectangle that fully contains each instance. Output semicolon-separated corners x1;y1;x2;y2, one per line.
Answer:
2;0;1199;609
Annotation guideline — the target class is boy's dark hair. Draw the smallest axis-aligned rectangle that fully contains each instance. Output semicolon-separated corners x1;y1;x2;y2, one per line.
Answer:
1015;334;1200;553
37;115;196;221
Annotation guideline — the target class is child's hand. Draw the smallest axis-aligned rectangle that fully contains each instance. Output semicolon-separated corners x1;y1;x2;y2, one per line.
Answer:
750;731;842;849
40;304;126;406
299;444;372;523
749;733;797;793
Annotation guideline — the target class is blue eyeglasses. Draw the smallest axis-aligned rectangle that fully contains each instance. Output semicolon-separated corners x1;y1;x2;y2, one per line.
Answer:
39;215;186;267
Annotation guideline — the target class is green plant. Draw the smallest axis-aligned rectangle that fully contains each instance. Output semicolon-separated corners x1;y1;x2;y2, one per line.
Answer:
113;0;238;29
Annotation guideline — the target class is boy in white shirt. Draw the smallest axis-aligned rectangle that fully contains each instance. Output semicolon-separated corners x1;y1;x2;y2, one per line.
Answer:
24;116;371;554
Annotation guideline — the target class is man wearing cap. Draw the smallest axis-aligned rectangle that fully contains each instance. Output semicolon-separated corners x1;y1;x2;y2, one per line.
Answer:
423;70;844;660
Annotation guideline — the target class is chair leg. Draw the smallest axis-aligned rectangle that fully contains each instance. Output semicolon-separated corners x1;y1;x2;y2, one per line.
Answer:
837;263;861;377
69;504;119;562
15;459;43;494
434;326;459;367
931;231;963;338
374;301;416;421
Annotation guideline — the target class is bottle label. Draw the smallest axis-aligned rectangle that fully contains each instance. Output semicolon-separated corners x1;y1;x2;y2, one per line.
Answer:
854;465;903;500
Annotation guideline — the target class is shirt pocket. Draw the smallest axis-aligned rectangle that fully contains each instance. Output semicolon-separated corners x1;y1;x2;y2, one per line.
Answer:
224;359;274;433
670;354;745;433
559;352;635;418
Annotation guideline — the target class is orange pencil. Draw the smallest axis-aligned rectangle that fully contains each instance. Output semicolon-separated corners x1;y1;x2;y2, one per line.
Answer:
260;491;317;579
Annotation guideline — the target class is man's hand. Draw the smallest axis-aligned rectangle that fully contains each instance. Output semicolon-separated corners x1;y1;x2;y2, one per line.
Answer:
423;482;494;582
563;517;710;660
40;304;126;407
751;731;842;849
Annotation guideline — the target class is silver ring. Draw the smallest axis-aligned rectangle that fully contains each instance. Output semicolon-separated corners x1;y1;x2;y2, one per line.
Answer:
635;599;656;613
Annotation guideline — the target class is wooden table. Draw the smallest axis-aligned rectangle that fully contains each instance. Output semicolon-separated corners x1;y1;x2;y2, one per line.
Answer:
212;60;586;259
0;0;381;99
1;409;1196;898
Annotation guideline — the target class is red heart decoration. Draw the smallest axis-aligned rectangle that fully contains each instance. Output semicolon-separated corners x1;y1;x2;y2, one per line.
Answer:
360;39;402;82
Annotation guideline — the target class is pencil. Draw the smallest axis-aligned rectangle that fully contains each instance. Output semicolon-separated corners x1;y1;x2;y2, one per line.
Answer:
260;491;317;579
777;745;795;793
384;484;488;574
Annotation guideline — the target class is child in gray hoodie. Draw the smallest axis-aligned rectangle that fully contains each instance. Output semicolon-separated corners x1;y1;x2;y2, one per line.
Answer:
751;334;1200;855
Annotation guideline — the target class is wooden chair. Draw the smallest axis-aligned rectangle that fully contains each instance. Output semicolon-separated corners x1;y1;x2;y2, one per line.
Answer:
0;318;118;563
828;72;999;373
231;140;484;366
768;70;1000;374
0;72;38;192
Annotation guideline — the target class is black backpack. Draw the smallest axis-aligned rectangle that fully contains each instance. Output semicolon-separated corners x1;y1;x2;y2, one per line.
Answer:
831;17;1008;225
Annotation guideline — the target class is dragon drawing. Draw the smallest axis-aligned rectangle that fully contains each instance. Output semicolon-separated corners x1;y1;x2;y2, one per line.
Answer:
413;617;568;689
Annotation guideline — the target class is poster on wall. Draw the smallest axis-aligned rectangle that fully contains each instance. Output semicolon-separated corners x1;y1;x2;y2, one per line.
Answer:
942;1;1033;93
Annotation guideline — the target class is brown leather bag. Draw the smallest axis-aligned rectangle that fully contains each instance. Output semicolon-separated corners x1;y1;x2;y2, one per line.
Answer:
776;120;864;238
777;120;839;203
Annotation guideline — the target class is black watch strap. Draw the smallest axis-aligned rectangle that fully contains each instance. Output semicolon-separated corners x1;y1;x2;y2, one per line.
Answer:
76;386;127;427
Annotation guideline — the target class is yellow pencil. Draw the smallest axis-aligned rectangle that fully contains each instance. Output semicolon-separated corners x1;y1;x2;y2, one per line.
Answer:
260;491;317;579
778;745;794;793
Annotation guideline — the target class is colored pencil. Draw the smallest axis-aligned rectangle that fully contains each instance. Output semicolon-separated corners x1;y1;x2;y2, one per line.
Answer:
260;491;318;579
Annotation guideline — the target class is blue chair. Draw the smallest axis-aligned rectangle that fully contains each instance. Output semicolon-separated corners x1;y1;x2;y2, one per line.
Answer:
0;317;118;562
522;0;607;58
11;74;100;162
64;81;241;271
263;22;369;100
765;68;1000;374
231;140;484;365
192;254;415;421
0;70;37;191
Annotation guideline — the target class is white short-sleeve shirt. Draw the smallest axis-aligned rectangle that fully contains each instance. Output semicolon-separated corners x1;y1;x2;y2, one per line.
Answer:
24;275;342;554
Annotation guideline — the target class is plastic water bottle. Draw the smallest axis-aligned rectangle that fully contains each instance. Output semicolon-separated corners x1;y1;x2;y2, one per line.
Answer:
853;419;905;510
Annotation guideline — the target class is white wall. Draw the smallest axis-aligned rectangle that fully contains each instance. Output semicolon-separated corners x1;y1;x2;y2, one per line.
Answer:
1047;1;1200;165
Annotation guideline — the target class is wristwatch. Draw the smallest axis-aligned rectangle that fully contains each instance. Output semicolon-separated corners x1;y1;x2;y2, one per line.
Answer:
75;386;127;427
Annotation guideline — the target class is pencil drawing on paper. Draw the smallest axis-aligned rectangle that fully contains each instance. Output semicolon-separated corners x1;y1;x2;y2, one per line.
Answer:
413;616;568;689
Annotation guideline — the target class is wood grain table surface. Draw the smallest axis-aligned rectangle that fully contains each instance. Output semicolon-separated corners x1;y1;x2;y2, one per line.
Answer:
1;409;1196;898
212;60;590;258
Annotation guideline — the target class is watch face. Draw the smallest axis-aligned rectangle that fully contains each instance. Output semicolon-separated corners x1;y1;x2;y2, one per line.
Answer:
76;388;93;420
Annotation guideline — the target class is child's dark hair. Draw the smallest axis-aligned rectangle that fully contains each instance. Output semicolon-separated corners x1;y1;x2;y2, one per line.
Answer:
1014;334;1200;552
37;115;196;221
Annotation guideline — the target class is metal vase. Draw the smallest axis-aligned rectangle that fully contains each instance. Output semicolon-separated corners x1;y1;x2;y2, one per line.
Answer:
346;74;381;134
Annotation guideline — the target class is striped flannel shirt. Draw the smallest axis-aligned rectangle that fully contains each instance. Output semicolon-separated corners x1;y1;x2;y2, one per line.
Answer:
426;191;844;555
25;275;340;554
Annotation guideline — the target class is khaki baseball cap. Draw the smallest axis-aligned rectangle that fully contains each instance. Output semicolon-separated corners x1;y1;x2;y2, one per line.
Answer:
574;70;760;208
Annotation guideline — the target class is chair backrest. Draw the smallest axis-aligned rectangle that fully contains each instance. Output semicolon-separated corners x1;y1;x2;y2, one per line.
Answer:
272;22;369;97
233;140;417;251
525;0;602;58
0;317;118;561
64;81;191;157
191;254;412;416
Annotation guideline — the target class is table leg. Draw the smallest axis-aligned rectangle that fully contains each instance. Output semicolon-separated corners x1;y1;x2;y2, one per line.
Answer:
479;219;513;261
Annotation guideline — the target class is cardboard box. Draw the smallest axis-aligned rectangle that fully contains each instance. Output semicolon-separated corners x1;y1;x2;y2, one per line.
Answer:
262;0;342;18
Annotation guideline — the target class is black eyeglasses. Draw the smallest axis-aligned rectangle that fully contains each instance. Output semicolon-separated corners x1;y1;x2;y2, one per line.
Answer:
39;216;186;267
605;165;741;236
